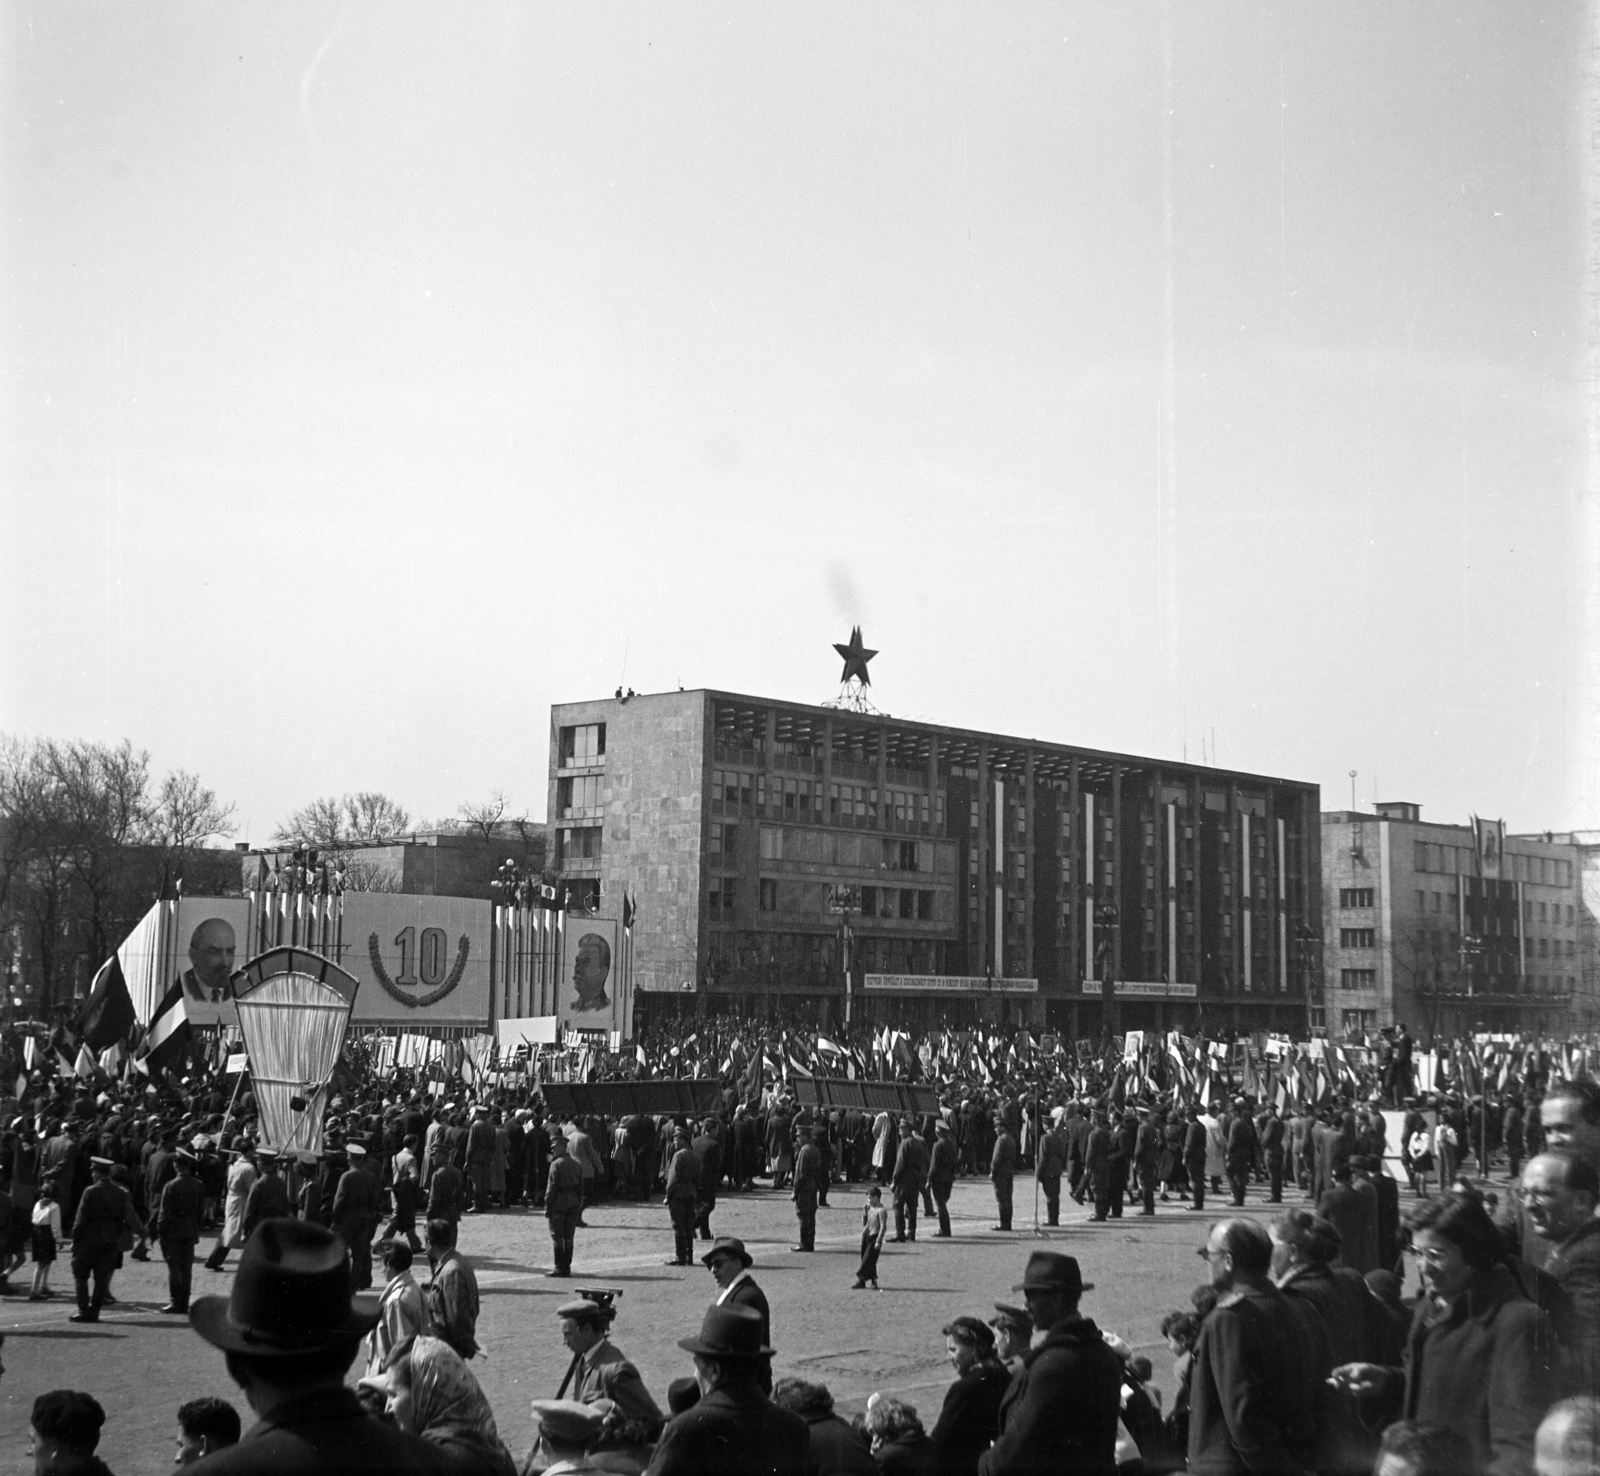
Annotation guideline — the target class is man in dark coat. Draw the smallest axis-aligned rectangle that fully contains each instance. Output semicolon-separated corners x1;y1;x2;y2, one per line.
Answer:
1261;1105;1287;1203
465;1107;495;1212
242;1155;291;1244
424;1154;465;1228
1523;1150;1600;1391
157;1150;206;1315
1226;1102;1258;1207
977;1252;1121;1476
770;1378;876;1476
545;1130;583;1278
330;1144;381;1291
1084;1112;1114;1222
664;1129;701;1266
645;1305;808;1476
1065;1103;1091;1202
69;1156;143;1323
791;1128;823;1252
185;1218;450;1475
1132;1108;1161;1217
1184;1109;1209;1211
1355;1156;1401;1272
990;1115;1018;1232
891;1120;930;1242
929;1122;960;1237
692;1119;723;1240
1188;1218;1314;1475
1319;1161;1378;1275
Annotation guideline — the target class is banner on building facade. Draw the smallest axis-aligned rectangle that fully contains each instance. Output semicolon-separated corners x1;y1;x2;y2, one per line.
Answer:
864;974;1039;995
1080;979;1199;998
1473;816;1505;879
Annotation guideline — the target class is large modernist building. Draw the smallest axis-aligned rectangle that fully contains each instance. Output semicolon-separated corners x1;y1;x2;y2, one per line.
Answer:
548;688;1322;1035
1320;804;1589;1039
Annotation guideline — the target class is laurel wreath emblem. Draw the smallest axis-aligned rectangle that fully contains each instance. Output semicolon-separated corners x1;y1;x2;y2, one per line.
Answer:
368;932;471;1008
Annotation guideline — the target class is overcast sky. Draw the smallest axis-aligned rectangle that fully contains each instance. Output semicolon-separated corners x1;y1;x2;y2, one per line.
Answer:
2;3;1592;841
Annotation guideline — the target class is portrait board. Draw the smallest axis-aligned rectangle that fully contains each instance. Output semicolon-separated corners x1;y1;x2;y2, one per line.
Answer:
170;893;494;1029
558;916;621;1035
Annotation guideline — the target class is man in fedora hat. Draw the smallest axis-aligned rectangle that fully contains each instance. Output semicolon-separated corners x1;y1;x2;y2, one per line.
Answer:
644;1304;808;1475
977;1252;1121;1475
185;1218;450;1473
703;1237;770;1348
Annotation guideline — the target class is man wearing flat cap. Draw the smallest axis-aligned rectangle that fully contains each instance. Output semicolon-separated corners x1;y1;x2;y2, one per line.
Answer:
978;1252;1122;1476
526;1297;664;1473
644;1304;808;1475
184;1219;450;1473
69;1155;144;1324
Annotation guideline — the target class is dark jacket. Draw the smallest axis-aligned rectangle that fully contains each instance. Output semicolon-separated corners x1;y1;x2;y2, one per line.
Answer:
331;1165;380;1242
929;1136;959;1192
892;1136;931;1193
930;1360;1010;1476
1187;1282;1313;1476
877;1432;936;1476
721;1273;772;1349
242;1173;291;1241
989;1133;1017;1183
797;1409;876;1476
70;1178;141;1263
977;1316;1121;1476
1395;1264;1562;1476
645;1381;810;1476
188;1388;451;1475
1183;1122;1208;1169
157;1171;205;1242
1544;1218;1600;1390
1317;1183;1377;1277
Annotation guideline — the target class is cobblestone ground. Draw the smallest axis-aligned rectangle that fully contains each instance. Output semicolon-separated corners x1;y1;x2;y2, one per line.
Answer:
0;1172;1439;1475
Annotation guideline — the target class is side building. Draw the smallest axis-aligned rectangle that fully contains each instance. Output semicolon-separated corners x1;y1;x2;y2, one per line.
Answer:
1321;803;1585;1039
548;689;1322;1035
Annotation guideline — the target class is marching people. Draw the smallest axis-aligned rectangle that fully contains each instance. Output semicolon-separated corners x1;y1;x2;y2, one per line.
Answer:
202;1142;257;1273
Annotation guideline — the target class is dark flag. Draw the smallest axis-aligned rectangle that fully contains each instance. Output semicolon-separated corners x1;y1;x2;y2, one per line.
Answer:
80;954;136;1052
143;980;193;1076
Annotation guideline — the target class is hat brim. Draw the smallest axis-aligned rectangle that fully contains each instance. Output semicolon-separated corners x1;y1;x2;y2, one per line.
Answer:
188;1293;380;1355
700;1246;753;1269
1011;1280;1094;1294
676;1335;774;1359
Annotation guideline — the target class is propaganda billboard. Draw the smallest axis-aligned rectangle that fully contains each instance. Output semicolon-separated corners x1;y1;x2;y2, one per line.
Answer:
168;894;495;1029
558;916;622;1036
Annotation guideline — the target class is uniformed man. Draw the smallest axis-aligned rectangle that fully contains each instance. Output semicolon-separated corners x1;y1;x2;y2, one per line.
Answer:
1261;1105;1287;1204
1036;1114;1069;1226
663;1129;700;1267
990;1114;1018;1231
157;1149;205;1314
929;1121;960;1237
332;1141;381;1290
241;1153;291;1242
791;1126;823;1252
544;1125;583;1278
69;1156;143;1323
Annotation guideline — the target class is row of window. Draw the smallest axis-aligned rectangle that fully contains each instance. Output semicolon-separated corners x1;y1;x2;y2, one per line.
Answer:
556;774;603;818
1340;969;1377;989
1413;889;1577;926
757;827;952;874
1339;888;1374;908
1414;842;1572;887
710;875;944;922
710;769;948;829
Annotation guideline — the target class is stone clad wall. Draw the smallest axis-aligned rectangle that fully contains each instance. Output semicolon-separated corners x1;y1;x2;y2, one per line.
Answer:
595;691;706;998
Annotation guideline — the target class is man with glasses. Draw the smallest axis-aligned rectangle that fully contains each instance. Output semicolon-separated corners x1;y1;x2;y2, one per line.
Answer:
1187;1219;1315;1475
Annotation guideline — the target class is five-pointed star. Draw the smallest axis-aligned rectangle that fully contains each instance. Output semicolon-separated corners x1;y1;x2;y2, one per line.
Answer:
833;626;877;686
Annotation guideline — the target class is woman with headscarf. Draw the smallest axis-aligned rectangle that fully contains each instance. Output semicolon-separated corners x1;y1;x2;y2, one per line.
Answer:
363;1333;517;1476
928;1317;1010;1476
1332;1190;1563;1476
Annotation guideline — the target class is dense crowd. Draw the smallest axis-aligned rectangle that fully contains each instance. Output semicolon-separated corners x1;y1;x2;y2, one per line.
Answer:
5;1025;1600;1474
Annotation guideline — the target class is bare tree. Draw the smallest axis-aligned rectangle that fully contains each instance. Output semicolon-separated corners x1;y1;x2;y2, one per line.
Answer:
341;792;411;844
149;771;236;854
272;796;348;848
339;857;404;892
456;790;510;842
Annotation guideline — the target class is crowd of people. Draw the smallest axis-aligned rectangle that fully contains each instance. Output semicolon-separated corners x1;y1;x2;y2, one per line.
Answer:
5;1019;1600;1474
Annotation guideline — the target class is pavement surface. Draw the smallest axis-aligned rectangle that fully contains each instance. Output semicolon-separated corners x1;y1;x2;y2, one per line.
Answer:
0;1174;1427;1475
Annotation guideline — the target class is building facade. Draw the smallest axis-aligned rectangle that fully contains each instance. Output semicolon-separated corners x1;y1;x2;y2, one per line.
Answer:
549;689;1322;1035
1321;803;1586;1040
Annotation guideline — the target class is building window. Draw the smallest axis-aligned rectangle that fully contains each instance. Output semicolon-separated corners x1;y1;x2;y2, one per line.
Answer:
556;827;601;865
1339;888;1374;909
557;774;602;818
860;886;877;916
558;723;606;766
1339;928;1376;948
918;890;934;921
899;889;915;920
1342;1008;1376;1033
759;878;778;913
708;877;736;920
1340;969;1377;990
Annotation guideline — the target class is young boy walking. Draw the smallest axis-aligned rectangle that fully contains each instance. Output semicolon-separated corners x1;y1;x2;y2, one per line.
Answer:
852;1186;888;1290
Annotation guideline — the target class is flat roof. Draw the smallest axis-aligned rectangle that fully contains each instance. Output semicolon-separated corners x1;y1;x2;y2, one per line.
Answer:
553;687;1318;793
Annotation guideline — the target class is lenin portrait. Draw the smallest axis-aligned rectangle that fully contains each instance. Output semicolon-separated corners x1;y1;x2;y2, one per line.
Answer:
181;917;237;1002
569;932;612;1013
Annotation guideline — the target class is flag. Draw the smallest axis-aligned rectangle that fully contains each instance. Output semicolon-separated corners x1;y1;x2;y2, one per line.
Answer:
12;1072;26;1101
74;1044;95;1080
97;1043;124;1076
622;892;636;930
143;980;193;1076
23;1039;36;1071
80;954;136;1052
